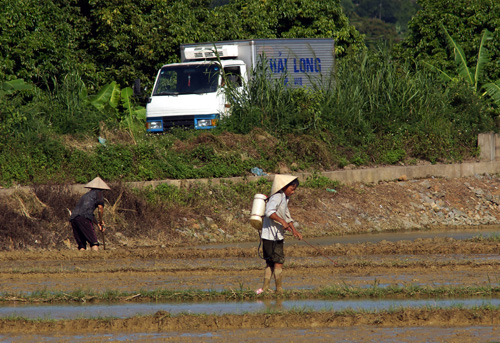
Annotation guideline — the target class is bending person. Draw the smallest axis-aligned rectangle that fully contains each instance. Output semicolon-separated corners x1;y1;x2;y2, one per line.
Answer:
69;177;110;251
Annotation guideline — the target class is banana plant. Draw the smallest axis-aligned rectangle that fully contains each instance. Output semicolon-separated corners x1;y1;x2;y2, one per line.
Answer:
89;81;121;113
0;79;33;98
483;81;500;107
89;81;146;143
421;25;500;107
121;87;146;122
445;26;491;93
0;79;33;136
121;86;146;144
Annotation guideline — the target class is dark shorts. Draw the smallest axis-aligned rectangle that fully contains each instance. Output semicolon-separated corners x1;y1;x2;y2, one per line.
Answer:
262;239;285;264
70;216;99;250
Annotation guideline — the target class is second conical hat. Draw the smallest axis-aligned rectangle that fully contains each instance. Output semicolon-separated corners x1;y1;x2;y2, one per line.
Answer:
270;174;297;196
84;177;111;190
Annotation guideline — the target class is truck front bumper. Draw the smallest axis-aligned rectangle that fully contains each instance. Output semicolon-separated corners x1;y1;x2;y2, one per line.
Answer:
146;114;219;132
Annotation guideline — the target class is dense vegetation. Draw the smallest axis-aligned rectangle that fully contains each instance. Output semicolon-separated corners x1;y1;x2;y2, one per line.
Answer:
397;0;500;82
0;0;499;187
0;0;364;90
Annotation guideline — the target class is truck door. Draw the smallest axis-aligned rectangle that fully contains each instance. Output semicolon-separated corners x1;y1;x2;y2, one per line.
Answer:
220;65;245;116
222;66;243;87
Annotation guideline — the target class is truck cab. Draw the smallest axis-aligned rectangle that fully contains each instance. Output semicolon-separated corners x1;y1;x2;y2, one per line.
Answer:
146;46;246;132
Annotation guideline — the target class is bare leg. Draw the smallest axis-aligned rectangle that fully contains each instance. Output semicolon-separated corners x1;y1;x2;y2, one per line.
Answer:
262;264;273;291
274;263;283;294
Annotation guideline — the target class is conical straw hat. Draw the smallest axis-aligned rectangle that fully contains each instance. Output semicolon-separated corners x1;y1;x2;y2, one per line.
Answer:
84;177;111;190
270;174;297;196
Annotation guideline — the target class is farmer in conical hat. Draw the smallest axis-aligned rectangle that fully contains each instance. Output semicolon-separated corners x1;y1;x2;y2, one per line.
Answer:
258;174;302;294
69;177;110;251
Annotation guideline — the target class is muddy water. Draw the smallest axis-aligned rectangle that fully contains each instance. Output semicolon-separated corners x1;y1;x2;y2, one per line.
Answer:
1;298;500;319
2;326;500;343
199;226;500;249
1;227;499;294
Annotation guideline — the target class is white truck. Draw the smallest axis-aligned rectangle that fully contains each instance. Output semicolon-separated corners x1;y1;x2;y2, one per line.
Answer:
146;38;335;132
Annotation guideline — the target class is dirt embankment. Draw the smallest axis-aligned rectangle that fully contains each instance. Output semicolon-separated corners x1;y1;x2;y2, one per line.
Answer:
293;174;500;235
2;173;500;250
117;172;500;245
163;173;500;245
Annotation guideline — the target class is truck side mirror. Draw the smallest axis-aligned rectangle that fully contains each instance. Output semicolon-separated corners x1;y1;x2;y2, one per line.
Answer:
133;79;141;96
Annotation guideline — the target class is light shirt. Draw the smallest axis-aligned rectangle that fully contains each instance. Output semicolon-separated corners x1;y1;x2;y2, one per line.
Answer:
260;191;293;241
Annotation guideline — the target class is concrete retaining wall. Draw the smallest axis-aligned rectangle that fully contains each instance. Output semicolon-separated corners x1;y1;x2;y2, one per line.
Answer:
124;160;500;193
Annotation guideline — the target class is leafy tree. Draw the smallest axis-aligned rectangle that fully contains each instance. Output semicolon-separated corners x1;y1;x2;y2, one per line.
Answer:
0;0;91;87
82;0;215;88
396;0;500;82
1;0;364;91
354;0;399;23
208;0;365;56
349;16;399;45
340;0;355;15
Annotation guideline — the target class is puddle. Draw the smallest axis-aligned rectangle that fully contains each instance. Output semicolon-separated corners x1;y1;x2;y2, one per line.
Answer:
1;297;499;320
199;226;500;249
304;227;500;245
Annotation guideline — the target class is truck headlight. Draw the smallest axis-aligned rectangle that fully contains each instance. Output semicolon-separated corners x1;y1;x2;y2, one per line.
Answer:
197;119;213;127
147;121;163;130
195;116;218;129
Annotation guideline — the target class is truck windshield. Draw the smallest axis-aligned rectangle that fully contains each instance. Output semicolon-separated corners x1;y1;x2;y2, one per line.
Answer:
153;64;219;95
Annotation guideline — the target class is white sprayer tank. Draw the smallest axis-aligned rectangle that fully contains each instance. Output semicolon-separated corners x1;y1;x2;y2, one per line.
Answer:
250;194;267;230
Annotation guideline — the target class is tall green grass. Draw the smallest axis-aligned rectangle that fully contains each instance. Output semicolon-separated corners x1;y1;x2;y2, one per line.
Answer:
222;49;493;164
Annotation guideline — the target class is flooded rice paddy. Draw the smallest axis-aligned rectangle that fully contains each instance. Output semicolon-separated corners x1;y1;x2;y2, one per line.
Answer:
2;227;500;342
2;297;500;320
